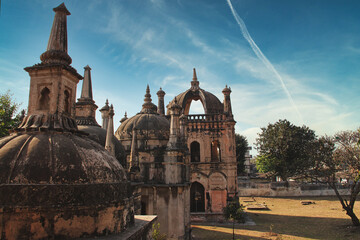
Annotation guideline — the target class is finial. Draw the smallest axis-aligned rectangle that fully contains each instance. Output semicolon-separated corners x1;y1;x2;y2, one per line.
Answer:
191;68;200;91
192;68;197;81
40;3;72;65
141;85;157;113
105;99;109;105
157;87;165;97
125;111;127;118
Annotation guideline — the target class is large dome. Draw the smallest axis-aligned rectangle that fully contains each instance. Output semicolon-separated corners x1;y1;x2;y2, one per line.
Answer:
0;130;127;186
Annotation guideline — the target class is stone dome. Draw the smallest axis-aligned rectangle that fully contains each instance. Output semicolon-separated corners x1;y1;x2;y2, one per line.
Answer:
116;113;170;140
78;125;127;166
0;130;127;189
0;126;133;238
115;85;170;141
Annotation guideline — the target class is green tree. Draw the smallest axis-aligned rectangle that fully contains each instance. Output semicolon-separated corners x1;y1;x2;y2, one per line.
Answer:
223;197;245;240
235;133;249;174
255;119;316;181
0;90;21;137
314;130;360;226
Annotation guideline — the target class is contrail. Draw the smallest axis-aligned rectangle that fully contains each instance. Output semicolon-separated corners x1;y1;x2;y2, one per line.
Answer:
226;0;303;123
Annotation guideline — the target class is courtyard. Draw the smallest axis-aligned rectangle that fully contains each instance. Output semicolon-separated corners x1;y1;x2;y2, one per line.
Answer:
191;196;360;240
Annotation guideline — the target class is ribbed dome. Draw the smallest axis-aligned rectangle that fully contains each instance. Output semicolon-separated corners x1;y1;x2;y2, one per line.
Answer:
78;125;126;166
115;85;170;141
0;132;127;184
115;113;170;140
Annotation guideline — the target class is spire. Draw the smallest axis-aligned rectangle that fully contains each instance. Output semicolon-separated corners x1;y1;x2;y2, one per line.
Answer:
129;127;140;181
105;104;115;157
157;87;166;115
40;3;72;65
75;65;100;126
141;85;157;113
99;99;110;129
80;65;93;100
191;68;199;91
192;68;198;81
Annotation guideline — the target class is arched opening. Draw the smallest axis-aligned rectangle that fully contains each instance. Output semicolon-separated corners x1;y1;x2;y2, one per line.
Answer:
188;99;205;115
190;182;205;212
211;140;221;162
64;90;70;114
190;141;200;162
38;87;50;110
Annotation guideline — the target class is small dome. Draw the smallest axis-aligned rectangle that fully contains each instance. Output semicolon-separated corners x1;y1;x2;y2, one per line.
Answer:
115;113;170;140
116;85;170;141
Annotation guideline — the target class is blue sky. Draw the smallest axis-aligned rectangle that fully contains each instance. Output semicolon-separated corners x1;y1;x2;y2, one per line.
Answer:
1;0;360;152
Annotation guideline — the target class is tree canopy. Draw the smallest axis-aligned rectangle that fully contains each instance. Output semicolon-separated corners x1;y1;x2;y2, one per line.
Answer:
0;90;21;137
255;119;316;181
314;130;360;226
235;133;249;174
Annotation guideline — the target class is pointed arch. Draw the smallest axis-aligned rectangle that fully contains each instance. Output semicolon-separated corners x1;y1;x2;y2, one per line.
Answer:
190;181;205;212
38;87;50;110
211;140;221;162
190;141;200;162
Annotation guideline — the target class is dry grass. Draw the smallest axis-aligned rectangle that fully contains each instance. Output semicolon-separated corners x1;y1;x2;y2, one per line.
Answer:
191;196;360;240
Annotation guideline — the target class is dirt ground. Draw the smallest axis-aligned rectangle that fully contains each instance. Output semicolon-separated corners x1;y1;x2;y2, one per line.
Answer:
191;196;360;240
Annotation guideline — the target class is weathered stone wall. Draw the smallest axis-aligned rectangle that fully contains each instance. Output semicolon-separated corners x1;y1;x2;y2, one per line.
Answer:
187;120;237;213
238;181;350;197
141;185;190;240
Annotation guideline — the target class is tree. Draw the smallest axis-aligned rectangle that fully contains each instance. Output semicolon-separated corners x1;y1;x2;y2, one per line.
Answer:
235;133;249;174
314;130;360;226
223;197;245;240
0;90;21;138
255;119;316;181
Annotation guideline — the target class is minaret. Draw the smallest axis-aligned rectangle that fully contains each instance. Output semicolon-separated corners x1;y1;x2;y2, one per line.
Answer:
23;2;82;130
157;87;166;115
222;85;233;118
190;68;199;91
105;104;115;156
99;99;110;130
75;65;99;126
167;97;182;149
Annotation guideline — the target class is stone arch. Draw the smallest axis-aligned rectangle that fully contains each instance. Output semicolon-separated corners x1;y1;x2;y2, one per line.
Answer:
183;91;206;115
190;141;200;162
38;87;50;110
190;181;205;212
211;140;221;162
